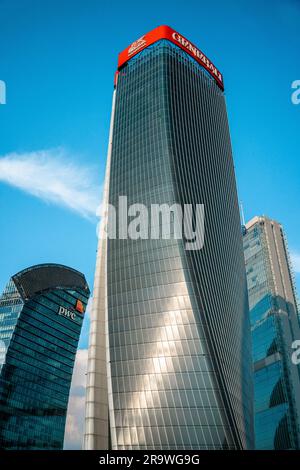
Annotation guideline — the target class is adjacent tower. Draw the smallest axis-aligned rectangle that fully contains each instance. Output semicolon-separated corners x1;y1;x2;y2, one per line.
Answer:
243;216;300;449
0;264;90;449
85;25;254;450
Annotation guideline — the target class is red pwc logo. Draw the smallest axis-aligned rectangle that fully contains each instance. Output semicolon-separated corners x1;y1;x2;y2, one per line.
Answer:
75;299;84;314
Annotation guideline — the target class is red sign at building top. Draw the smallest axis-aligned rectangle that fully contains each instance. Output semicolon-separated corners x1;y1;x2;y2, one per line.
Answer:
75;299;84;314
118;25;224;91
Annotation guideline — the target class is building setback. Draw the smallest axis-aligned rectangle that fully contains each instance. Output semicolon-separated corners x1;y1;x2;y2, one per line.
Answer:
243;216;300;449
85;25;254;450
0;264;90;449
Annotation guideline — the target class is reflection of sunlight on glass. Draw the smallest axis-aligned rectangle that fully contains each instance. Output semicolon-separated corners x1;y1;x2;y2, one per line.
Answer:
158;356;167;373
130;426;139;446
119;290;191;447
0;340;7;367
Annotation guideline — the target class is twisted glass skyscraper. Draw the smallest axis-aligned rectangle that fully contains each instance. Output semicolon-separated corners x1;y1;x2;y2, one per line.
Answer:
85;26;254;450
0;264;90;449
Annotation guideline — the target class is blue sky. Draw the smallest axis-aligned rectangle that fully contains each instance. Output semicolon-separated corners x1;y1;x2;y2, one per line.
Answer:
0;0;299;448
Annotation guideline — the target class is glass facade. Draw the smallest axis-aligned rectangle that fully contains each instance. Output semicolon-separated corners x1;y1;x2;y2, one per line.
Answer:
243;216;300;449
85;36;254;450
0;264;90;449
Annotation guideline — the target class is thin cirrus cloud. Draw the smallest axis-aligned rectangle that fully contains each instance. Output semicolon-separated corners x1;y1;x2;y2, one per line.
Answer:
0;148;101;219
291;251;300;274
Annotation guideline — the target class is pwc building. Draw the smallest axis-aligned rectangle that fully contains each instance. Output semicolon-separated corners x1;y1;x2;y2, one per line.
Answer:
0;264;90;449
85;26;254;450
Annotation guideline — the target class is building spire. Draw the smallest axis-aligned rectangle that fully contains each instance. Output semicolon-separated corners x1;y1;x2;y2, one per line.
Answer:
240;202;246;226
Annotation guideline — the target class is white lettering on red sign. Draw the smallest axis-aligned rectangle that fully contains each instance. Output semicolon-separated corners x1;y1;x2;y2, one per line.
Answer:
172;32;222;82
128;36;147;56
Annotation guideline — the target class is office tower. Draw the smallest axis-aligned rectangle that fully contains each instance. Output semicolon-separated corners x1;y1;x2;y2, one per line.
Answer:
0;264;90;449
243;216;300;449
85;25;254;450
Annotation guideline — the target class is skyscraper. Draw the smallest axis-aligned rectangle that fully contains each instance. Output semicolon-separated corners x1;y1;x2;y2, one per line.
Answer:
85;25;253;450
0;264;90;449
243;216;300;449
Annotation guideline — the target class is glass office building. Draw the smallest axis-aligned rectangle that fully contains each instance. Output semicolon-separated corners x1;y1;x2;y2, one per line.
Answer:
85;26;254;450
0;264;90;449
243;216;300;449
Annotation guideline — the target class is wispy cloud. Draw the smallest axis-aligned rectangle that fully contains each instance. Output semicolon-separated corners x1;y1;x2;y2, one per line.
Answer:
0;148;101;219
64;348;88;450
291;251;300;274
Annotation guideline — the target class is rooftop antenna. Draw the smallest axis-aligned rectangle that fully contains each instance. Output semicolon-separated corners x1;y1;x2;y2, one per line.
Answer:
240;202;246;226
240;202;247;236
